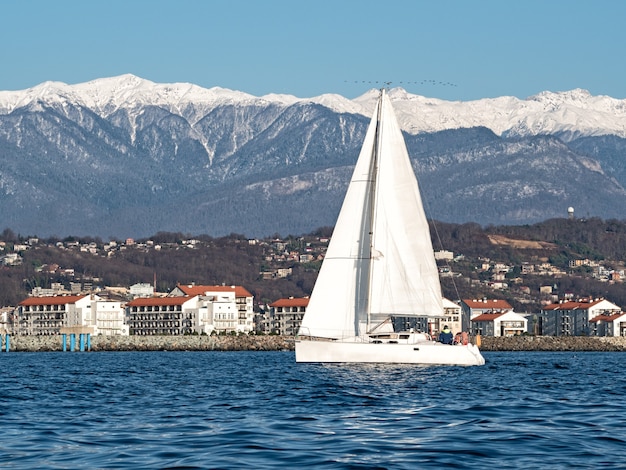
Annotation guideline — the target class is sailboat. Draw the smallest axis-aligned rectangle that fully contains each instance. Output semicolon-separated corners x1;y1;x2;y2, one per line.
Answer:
295;88;485;366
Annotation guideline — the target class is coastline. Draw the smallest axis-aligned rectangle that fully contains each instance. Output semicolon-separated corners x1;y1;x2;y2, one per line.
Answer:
3;335;626;352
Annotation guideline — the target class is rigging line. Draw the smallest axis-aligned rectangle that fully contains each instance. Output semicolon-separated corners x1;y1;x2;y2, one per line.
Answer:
415;168;463;304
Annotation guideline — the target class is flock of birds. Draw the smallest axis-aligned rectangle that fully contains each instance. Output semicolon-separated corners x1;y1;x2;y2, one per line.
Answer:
345;80;458;87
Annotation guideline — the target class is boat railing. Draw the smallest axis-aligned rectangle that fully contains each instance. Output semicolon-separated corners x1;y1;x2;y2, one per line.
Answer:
296;327;370;342
295;327;336;342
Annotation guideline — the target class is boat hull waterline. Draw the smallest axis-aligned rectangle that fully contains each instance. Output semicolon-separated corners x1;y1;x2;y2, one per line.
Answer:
295;340;485;366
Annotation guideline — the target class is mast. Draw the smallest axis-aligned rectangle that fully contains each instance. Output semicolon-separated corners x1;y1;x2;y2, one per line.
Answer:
366;89;385;332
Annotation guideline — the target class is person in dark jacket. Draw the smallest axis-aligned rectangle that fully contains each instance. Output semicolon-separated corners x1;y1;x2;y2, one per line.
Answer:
438;325;453;345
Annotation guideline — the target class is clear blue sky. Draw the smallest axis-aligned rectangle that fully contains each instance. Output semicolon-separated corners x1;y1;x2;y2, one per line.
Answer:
3;0;625;100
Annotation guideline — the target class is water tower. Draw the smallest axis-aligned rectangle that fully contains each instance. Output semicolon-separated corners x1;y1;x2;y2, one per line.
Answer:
567;207;574;219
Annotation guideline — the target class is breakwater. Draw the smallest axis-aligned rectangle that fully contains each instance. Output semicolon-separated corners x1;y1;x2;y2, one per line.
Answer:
480;335;626;352
3;335;626;352
3;335;294;352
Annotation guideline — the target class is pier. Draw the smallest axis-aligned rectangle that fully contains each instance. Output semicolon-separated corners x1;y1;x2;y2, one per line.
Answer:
59;326;94;352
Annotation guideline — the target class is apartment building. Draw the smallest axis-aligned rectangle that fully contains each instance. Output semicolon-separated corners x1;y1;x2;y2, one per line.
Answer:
471;310;528;337
126;296;198;335
268;297;309;336
540;298;622;336
16;295;126;336
169;284;255;333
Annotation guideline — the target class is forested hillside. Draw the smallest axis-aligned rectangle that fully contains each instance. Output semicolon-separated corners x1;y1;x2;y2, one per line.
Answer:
2;217;626;310
432;217;626;262
432;217;626;311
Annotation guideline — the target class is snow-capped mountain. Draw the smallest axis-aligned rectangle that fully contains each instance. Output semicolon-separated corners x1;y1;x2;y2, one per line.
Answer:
2;74;625;138
0;74;625;238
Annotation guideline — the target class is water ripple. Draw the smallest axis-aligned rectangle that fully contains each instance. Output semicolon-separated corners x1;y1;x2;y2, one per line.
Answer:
1;351;626;468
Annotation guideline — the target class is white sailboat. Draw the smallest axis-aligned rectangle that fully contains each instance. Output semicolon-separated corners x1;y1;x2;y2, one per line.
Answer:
295;88;485;366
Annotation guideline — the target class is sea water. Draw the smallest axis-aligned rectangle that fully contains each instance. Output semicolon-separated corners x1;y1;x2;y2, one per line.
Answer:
0;351;624;469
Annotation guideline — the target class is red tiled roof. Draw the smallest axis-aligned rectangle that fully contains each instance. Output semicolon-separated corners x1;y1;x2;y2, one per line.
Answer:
543;299;604;311
176;284;253;298
463;299;512;310
126;297;191;307
472;313;506;322
270;297;309;308
589;312;626;323
19;295;87;306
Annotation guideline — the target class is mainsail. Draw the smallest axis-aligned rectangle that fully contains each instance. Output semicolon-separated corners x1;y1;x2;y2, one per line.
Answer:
299;89;443;340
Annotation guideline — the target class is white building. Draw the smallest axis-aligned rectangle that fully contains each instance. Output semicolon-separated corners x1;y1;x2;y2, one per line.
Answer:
92;300;128;336
16;295;127;336
129;283;154;298
434;250;454;261
589;311;626;337
0;307;14;333
170;284;255;333
2;253;22;266
471;310;528;337
438;298;463;336
198;291;239;334
66;295;97;329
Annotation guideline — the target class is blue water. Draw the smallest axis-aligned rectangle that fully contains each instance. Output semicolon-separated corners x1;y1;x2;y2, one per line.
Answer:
0;351;624;469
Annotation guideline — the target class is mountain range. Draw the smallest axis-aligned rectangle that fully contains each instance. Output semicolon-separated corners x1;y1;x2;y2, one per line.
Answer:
1;74;625;239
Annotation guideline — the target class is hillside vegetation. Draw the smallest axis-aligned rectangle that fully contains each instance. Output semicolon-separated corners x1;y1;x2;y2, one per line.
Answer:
2;217;626;311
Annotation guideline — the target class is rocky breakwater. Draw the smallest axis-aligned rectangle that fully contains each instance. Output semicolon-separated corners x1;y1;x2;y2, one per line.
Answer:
6;335;626;353
480;335;626;352
5;335;295;352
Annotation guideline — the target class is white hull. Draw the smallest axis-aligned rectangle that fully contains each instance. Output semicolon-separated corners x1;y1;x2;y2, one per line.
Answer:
295;339;485;366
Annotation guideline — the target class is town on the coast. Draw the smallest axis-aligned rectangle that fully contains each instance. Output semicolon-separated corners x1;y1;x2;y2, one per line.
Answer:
1;226;625;346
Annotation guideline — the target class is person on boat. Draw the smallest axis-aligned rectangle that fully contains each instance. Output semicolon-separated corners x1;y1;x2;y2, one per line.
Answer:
452;331;470;345
438;325;453;345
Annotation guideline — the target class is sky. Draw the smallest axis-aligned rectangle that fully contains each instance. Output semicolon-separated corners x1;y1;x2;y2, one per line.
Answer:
2;0;626;101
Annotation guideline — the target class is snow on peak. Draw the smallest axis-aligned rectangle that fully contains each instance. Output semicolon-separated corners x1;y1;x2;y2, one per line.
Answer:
530;88;592;102
259;93;301;106
0;75;625;138
72;74;259;113
384;88;626;138
307;93;365;114
0;74;260;116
